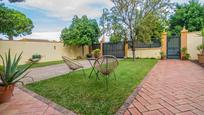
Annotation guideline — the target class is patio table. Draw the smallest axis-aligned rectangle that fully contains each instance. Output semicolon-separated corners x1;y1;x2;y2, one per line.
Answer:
87;58;100;80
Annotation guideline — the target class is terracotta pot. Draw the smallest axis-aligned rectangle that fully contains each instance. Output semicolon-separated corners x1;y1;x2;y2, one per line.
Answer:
198;54;204;64
161;56;166;60
0;84;15;103
181;56;186;60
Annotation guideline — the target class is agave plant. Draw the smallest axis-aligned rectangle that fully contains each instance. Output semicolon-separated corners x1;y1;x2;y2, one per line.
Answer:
0;49;33;86
197;44;204;55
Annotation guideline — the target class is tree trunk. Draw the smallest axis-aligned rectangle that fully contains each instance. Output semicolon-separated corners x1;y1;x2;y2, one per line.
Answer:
129;25;136;61
8;35;13;40
82;45;85;57
89;43;93;54
132;40;136;61
202;36;204;54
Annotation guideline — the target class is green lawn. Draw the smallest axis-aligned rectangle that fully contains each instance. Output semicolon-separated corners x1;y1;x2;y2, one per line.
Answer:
0;60;64;71
0;65;2;71
26;59;157;115
21;60;64;69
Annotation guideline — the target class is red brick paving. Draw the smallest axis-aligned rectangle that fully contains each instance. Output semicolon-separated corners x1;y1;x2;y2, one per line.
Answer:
125;60;204;115
0;87;63;115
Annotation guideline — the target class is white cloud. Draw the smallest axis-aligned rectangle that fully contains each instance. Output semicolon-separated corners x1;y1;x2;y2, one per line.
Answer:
1;31;61;41
16;31;61;41
17;0;113;20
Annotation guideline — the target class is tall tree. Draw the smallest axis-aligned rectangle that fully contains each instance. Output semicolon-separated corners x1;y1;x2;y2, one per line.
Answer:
109;21;126;43
100;8;111;36
0;0;24;2
0;5;33;40
8;0;24;2
61;15;101;56
169;0;204;35
110;0;171;60
100;9;126;43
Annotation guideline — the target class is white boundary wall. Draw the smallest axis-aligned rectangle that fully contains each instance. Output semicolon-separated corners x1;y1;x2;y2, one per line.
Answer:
0;40;88;65
187;32;203;60
128;48;161;59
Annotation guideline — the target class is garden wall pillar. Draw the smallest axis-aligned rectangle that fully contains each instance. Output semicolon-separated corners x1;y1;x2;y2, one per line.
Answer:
100;36;105;56
161;32;167;59
181;27;188;59
181;28;188;49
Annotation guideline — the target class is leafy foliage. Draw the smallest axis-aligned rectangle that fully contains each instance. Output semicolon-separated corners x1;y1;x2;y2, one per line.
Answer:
0;5;33;40
92;49;101;58
109;15;126;43
61;15;100;46
197;44;204;55
136;13;165;43
0;49;33;86
0;0;25;2
100;8;111;35
197;28;204;55
181;47;190;60
100;8;126;43
201;28;204;44
169;0;204;34
8;0;24;2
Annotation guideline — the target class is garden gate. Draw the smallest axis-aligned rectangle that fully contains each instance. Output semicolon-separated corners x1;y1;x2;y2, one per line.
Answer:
103;42;125;58
167;36;180;59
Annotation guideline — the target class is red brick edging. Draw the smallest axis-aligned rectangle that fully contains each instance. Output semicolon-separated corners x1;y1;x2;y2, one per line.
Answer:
18;86;76;115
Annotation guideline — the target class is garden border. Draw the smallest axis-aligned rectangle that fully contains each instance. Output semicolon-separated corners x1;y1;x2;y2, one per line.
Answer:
18;86;76;115
115;61;160;115
191;60;204;68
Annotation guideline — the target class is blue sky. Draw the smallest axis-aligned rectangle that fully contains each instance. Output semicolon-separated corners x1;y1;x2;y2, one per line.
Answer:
1;0;113;40
0;0;203;41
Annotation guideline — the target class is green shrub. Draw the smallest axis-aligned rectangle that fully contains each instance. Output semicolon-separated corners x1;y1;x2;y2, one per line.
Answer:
197;44;204;55
32;54;41;59
160;51;166;59
86;53;92;58
0;49;33;86
181;47;190;60
184;53;190;60
93;49;101;58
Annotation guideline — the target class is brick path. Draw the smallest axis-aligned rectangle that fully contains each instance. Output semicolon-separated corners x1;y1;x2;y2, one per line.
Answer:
0;87;64;115
0;60;91;115
124;60;204;115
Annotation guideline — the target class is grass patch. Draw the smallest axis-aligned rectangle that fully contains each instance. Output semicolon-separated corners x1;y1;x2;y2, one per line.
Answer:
0;60;64;72
26;59;157;115
21;60;64;69
0;65;2;72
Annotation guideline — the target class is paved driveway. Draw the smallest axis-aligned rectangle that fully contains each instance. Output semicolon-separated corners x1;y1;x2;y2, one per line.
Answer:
22;60;92;84
124;60;204;115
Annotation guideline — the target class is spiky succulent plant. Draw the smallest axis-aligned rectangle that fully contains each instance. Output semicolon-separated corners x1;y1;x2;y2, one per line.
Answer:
0;49;33;86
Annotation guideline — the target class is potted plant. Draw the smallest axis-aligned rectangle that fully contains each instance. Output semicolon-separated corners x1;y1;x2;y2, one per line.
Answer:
160;52;166;60
181;48;190;60
86;53;92;58
29;54;41;62
197;28;204;63
197;44;204;63
0;49;33;103
93;49;101;58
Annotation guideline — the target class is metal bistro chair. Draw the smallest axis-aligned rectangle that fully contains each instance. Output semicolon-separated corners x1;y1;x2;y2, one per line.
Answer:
95;55;119;89
62;56;86;77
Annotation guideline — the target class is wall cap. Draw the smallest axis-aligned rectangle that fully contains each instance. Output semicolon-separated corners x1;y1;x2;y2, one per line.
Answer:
181;27;188;33
162;32;167;35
